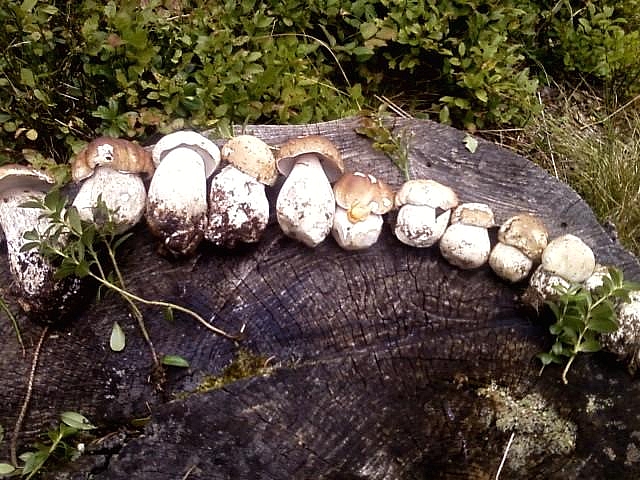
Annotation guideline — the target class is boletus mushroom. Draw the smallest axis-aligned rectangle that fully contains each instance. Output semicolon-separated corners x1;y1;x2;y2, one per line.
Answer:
0;165;80;317
146;131;220;256
439;202;494;269
71;138;152;234
206;135;276;246
275;135;344;247
331;171;394;250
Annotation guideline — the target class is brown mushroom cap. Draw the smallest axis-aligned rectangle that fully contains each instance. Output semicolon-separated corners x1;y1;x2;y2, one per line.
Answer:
394;179;459;210
71;137;154;183
450;202;495;228
221;135;278;186
333;172;394;221
498;213;548;261
0;164;56;194
276;135;344;182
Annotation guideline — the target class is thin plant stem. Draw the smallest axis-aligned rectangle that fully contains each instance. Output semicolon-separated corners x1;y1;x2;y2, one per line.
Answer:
1;297;24;355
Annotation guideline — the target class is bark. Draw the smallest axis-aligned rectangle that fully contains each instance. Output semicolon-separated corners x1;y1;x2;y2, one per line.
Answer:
1;117;639;479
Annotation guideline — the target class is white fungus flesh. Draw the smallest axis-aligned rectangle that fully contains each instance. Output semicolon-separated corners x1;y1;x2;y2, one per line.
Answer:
72;166;147;234
206;165;269;246
146;147;209;256
332;206;383;250
276;154;335;247
394;204;450;248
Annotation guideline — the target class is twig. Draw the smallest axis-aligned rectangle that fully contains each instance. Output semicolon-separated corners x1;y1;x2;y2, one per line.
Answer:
11;325;49;466
580;92;640;130
495;432;515;480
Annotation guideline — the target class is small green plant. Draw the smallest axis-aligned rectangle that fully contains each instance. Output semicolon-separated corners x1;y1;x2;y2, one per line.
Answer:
20;191;239;375
0;296;24;354
0;412;95;479
537;266;640;384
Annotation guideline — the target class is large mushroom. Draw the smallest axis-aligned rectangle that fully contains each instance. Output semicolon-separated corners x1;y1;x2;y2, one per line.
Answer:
275;135;344;247
393;179;459;248
439;202;495;269
146;131;220;256
71;138;152;234
488;213;549;282
0;165;80;317
331;171;394;250
206;135;276;246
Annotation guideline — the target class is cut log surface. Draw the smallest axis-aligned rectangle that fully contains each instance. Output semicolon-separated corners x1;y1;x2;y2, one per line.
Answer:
1;117;639;479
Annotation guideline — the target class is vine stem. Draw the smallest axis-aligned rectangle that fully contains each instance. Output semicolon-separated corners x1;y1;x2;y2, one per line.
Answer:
10;325;49;466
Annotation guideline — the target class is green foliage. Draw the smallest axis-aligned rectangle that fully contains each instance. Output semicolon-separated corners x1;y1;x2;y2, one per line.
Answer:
0;412;95;479
538;266;640;384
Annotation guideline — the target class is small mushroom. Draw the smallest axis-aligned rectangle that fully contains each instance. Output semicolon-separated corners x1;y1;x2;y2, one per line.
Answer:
489;213;548;282
522;234;596;310
393;179;459;248
602;290;640;374
71;138;152;234
71;137;154;182
275;135;344;247
331;171;394;250
205;135;275;246
439;202;494;269
0;165;80;317
147;131;220;256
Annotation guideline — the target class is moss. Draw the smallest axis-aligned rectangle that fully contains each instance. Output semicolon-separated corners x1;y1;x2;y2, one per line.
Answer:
194;349;273;394
477;382;577;472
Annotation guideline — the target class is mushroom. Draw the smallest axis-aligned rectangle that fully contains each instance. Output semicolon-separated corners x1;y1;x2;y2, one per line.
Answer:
393;179;459;248
205;135;276;246
488;213;549;282
331;171;394;250
602;290;640;374
146;131;220;256
275;135;344;247
439;202;494;269
0;165;80;317
522;234;596;310
71;138;152;234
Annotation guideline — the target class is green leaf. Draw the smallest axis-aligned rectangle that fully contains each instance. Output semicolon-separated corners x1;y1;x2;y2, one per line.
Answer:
22;449;47;475
163;307;174;323
110;322;126;352
66;207;83;235
74;259;91;278
112;233;133;251
0;463;15;474
463;134;478;153
162;355;190;368
588;315;618;333
20;241;41;252
537;352;562;366
578;339;602;353
60;411;96;430
20;200;44;209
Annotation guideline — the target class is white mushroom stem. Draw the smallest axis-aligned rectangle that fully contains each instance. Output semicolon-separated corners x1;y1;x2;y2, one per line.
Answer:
0;190;56;297
72;166;147;234
146;147;209;256
394;204;450;248
206;165;269;246
489;242;534;283
276;154;335;247
332;206;383;250
439;223;491;269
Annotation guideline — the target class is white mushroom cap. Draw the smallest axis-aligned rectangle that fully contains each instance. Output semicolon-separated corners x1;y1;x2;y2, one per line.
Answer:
439;223;491;269
394;179;459;210
72;166;147;234
221;135;278;186
489;243;534;283
206;165;269;246
498;214;548;261
450;202;495;228
394;204;450;248
541;234;596;283
332;205;383;250
152;130;220;178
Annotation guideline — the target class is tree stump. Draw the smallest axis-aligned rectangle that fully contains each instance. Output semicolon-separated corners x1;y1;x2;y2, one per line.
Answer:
1;117;639;479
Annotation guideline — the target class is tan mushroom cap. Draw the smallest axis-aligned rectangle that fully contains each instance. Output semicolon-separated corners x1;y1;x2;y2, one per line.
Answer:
71;137;154;183
221;135;278;186
333;172;394;222
0;164;56;193
394;179;459;210
450;202;495;228
498;213;548;261
276;135;344;182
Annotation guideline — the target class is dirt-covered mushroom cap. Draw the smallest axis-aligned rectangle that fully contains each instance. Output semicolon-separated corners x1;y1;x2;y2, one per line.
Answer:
450;202;495;228
152;130;220;178
498;213;548;261
489;243;534;283
276;135;344;182
71;137;154;182
333;171;394;222
394;179;459;210
541;234;596;283
221;135;278;186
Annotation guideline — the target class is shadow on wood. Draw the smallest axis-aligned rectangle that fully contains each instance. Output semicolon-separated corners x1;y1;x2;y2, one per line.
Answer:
1;117;639;479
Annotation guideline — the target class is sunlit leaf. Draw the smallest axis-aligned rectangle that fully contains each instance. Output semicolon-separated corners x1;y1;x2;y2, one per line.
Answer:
0;463;15;474
463;133;478;153
161;355;190;368
60;411;96;430
578;339;602;353
110;321;126;352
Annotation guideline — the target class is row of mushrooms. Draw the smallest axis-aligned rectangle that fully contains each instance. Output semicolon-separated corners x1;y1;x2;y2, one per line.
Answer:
0;131;637;369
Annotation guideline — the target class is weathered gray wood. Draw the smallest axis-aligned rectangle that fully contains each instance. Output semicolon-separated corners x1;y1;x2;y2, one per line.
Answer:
1;117;639;479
